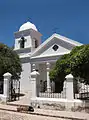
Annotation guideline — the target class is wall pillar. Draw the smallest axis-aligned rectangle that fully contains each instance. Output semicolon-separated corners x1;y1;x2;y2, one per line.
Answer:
46;62;51;92
30;71;40;98
65;74;74;100
3;72;12;101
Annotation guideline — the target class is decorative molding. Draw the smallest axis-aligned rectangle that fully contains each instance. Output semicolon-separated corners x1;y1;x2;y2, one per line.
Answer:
14;47;31;54
20;57;30;63
30;55;61;63
46;62;50;71
32;64;36;71
14;29;31;39
31;33;82;57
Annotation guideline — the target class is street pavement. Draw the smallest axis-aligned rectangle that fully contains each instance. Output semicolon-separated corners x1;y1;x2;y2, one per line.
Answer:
0;104;88;120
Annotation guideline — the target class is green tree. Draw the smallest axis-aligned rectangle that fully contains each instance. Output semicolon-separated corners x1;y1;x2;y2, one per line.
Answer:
49;53;70;82
70;44;89;84
0;43;22;80
49;44;89;92
49;53;70;92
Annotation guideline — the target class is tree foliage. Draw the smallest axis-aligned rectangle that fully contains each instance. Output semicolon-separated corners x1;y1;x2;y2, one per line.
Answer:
49;54;70;93
49;44;89;92
70;44;89;84
49;54;70;81
0;43;22;80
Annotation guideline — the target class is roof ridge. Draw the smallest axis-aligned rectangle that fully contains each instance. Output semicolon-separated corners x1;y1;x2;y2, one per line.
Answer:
31;33;83;57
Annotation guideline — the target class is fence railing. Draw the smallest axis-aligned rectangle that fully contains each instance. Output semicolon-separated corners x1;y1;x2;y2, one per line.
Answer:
74;82;89;100
39;88;66;98
38;80;67;99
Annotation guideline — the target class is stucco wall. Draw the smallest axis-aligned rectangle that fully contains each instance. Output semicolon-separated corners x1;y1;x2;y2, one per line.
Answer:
14;29;41;51
20;62;31;93
40;44;70;57
39;64;47;82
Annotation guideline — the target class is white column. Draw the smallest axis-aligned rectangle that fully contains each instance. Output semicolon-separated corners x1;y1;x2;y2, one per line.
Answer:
32;63;39;72
65;74;74;100
46;62;51;92
32;64;36;71
3;72;12;101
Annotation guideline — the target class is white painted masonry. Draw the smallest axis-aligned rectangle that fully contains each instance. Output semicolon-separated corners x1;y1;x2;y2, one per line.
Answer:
20;62;31;93
30;71;40;98
30;74;83;110
0;72;12;102
46;62;51;92
3;72;12;99
13;21;83;102
65;74;74;100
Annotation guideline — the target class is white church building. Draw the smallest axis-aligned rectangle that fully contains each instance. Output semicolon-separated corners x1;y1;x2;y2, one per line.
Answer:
14;21;83;101
1;20;89;111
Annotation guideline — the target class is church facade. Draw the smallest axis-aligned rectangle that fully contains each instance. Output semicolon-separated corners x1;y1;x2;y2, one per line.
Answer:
14;21;82;95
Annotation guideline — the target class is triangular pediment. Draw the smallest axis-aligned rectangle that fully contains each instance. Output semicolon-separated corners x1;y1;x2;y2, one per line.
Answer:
31;33;82;58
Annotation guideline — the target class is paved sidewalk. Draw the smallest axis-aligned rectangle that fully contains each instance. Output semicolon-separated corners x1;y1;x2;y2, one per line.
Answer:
35;109;88;120
0;104;88;120
8;92;31;106
0;110;69;120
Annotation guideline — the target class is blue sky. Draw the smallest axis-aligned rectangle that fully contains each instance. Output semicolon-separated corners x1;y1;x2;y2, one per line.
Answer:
0;0;89;47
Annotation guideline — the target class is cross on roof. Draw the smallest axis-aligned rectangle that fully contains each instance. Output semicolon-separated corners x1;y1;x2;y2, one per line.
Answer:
27;18;32;22
52;27;59;33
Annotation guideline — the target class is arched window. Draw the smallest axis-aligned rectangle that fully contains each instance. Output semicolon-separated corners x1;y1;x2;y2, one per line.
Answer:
35;39;38;48
19;37;26;48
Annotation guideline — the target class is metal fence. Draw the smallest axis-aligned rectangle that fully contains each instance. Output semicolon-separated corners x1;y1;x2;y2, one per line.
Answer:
9;79;20;101
0;80;3;94
74;81;89;100
38;81;66;98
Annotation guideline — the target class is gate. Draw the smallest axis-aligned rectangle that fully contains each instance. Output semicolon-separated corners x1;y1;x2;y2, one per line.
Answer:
0;80;3;94
9;79;20;101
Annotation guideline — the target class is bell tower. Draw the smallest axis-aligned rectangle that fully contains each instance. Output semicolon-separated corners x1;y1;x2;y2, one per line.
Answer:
13;21;42;93
14;21;42;52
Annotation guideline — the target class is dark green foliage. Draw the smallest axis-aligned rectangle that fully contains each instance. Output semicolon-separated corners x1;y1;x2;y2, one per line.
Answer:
49;54;70;93
49;53;70;82
49;44;89;92
70;44;89;84
0;43;22;80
